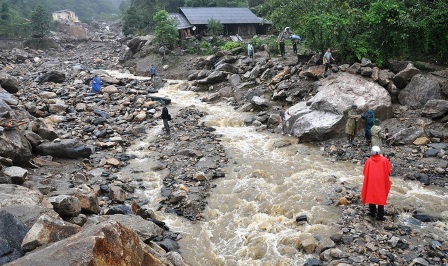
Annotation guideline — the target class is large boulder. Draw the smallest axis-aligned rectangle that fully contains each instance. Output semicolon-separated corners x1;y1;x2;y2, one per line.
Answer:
393;63;420;89
61;24;91;41
421;99;448;119
48;195;82;218
6;221;173;266
0;72;21;93
196;71;228;85
389;127;425;145
21;214;81;252
91;214;164;243
0;129;33;164
287;72;392;141
214;63;238;74
38;71;66;84
0;184;55;228
3;166;28;184
398;74;444;109
0;210;29;265
36;139;93;159
432;69;448;97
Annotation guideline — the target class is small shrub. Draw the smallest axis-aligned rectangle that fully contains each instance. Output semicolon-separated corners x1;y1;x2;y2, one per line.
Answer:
221;41;241;51
251;35;264;47
198;41;213;55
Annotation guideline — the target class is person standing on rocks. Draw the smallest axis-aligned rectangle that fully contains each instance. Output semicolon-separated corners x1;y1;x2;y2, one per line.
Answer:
361;109;375;145
279;41;285;57
345;105;360;145
247;43;254;61
160;102;171;135
361;146;392;221
277;27;290;57
91;75;102;93
323;48;335;72
370;119;388;149
279;104;289;135
292;41;298;55
149;64;156;79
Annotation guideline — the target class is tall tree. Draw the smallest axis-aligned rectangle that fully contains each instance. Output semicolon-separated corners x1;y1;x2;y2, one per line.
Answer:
31;4;51;38
153;10;178;58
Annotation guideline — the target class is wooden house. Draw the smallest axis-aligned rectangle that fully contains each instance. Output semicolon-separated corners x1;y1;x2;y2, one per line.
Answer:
170;7;271;38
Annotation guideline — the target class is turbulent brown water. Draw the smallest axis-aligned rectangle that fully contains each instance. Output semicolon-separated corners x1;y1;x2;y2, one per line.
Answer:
113;76;448;265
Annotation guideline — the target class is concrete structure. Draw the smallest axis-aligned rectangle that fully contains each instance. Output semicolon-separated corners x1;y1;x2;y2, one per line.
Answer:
52;10;79;24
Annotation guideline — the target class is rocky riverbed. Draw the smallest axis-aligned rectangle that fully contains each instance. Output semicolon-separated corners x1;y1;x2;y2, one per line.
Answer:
0;22;447;266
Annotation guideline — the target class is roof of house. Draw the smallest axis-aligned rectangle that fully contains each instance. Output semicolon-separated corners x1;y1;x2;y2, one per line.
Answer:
169;13;192;29
53;10;74;14
179;7;269;25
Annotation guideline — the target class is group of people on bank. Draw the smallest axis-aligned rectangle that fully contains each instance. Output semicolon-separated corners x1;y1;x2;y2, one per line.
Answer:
345;105;389;148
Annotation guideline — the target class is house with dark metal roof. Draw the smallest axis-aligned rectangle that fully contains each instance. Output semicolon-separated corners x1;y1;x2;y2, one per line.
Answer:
170;7;271;38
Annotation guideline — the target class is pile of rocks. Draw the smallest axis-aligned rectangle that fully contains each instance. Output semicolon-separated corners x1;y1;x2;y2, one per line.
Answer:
0;27;191;265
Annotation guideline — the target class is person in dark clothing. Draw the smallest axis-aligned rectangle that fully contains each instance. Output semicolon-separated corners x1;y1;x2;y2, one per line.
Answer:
361;109;375;145
279;41;285;57
160;102;171;135
292;41;297;55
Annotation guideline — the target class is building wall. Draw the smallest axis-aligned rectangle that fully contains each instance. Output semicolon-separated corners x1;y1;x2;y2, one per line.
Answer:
52;11;79;23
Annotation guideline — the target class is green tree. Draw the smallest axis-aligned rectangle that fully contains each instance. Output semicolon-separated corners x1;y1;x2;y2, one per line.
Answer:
153;10;178;57
206;18;223;36
31;5;51;37
122;0;164;35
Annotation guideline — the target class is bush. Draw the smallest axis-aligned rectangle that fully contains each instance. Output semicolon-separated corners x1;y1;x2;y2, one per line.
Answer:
220;41;241;51
198;41;213;55
250;35;264;47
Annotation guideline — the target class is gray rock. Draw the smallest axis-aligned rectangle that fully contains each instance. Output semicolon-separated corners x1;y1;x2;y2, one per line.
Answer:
39;71;66;84
48;195;82;218
251;96;271;108
0;72;21;93
3;166;27;185
21;214;81;252
347;63;361;74
398;74;443;109
214;63;238;74
389;127;425;145
36;139;93;159
421;99;448;118
197;71;228;84
378;69;395;87
0;129;33;164
93;214;164;243
6;221;172;266
423;148;440;158
0;210;28;264
393;63;421;89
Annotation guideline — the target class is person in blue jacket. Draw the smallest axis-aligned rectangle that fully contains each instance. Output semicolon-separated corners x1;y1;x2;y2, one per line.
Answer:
91;75;102;93
361;109;375;145
149;64;156;79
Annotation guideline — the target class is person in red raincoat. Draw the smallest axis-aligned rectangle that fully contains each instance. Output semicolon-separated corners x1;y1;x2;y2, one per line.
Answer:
361;146;391;220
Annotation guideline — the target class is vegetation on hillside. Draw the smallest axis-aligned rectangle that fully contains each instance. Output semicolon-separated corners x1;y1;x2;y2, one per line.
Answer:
0;0;121;37
121;0;447;66
263;0;448;65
